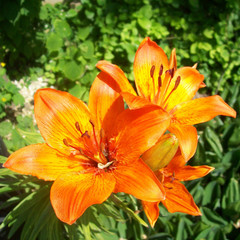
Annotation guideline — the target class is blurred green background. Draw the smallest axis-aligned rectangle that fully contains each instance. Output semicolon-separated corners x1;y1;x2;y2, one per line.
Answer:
0;0;239;239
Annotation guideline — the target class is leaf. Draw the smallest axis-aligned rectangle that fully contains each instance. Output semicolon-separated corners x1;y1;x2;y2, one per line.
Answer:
79;41;94;59
62;61;84;81
204;126;223;158
201;207;228;227
53;19;72;38
110;195;148;227
137;17;152;30
77;26;92;41
46;33;63;52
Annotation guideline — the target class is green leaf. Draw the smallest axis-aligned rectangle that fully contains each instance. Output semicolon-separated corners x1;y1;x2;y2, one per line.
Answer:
62;61;84;81
201;207;228;227
53;19;72;38
77;26;92;41
65;9;78;18
46;33;63;52
79;41;94;59
137;17;152;30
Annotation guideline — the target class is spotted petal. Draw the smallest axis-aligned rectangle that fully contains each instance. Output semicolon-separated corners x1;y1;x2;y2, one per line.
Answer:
3;144;87;181
34;88;92;156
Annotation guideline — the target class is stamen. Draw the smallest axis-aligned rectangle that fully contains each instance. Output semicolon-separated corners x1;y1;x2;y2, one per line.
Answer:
75;121;82;134
173;76;181;91
89;120;99;148
63;138;69;146
81;131;90;138
150;65;156;100
159;64;163;77
150;65;155;78
171;68;175;78
163;76;181;105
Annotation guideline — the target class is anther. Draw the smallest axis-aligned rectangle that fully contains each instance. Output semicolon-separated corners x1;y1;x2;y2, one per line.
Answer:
75;121;82;133
173;76;181;91
171;68;175;78
150;65;155;78
158;75;162;87
63;138;69;146
159;64;163;76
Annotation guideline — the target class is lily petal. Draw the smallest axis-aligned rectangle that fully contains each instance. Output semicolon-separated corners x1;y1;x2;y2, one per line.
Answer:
142;201;160;227
121;92;152;109
113;159;165;202
34;88;91;156
3;144;87;181
134;37;169;100
162;181;201;216
50;171;115;225
164;67;204;111
114;106;170;162
171;95;236;125
174;165;214;181
96;60;136;95
89;72;124;133
169;124;198;160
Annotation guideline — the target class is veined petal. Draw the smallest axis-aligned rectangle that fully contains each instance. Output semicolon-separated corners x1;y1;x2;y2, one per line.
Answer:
121;92;152;109
142;201;160;227
113;159;165;202
166;149;187;170
174;165;214;181
114;106;170;162
171;95;236;125
134;37;169;100
3;144;87;181
164;67;204;111
50;171;115;224
169;124;198;160
88;72;124;133
34;88;92;156
142;133;179;171
96;60;137;96
162;181;201;216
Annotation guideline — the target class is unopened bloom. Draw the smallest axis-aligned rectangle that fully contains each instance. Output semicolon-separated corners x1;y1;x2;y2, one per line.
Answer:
141;134;214;227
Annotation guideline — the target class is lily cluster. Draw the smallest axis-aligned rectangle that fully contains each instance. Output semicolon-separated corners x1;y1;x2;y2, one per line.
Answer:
4;37;236;227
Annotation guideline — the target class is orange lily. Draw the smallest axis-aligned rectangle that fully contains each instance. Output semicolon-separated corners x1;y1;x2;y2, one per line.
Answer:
141;135;214;227
96;37;236;160
3;72;170;225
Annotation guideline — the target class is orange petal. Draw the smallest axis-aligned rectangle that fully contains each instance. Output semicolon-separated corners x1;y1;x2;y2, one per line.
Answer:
113;159;165;202
174;165;214;181
88;72;124;133
121;92;152;109
169;124;198;160
162;181;201;216
166;149;186;170
171;95;236;125
164;67;204;111
114;106;170;162
96;60;137;96
50;171;115;224
169;48;177;72
142;201;160;227
142;133;179;171
34;88;92;156
3;144;87;181
134;37;169;100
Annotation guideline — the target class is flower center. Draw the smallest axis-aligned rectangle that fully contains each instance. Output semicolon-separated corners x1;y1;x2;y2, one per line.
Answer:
63;120;115;167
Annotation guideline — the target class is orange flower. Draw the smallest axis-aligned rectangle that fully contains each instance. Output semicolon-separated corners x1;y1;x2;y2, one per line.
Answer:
141;135;214;227
96;37;236;160
3;72;170;225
